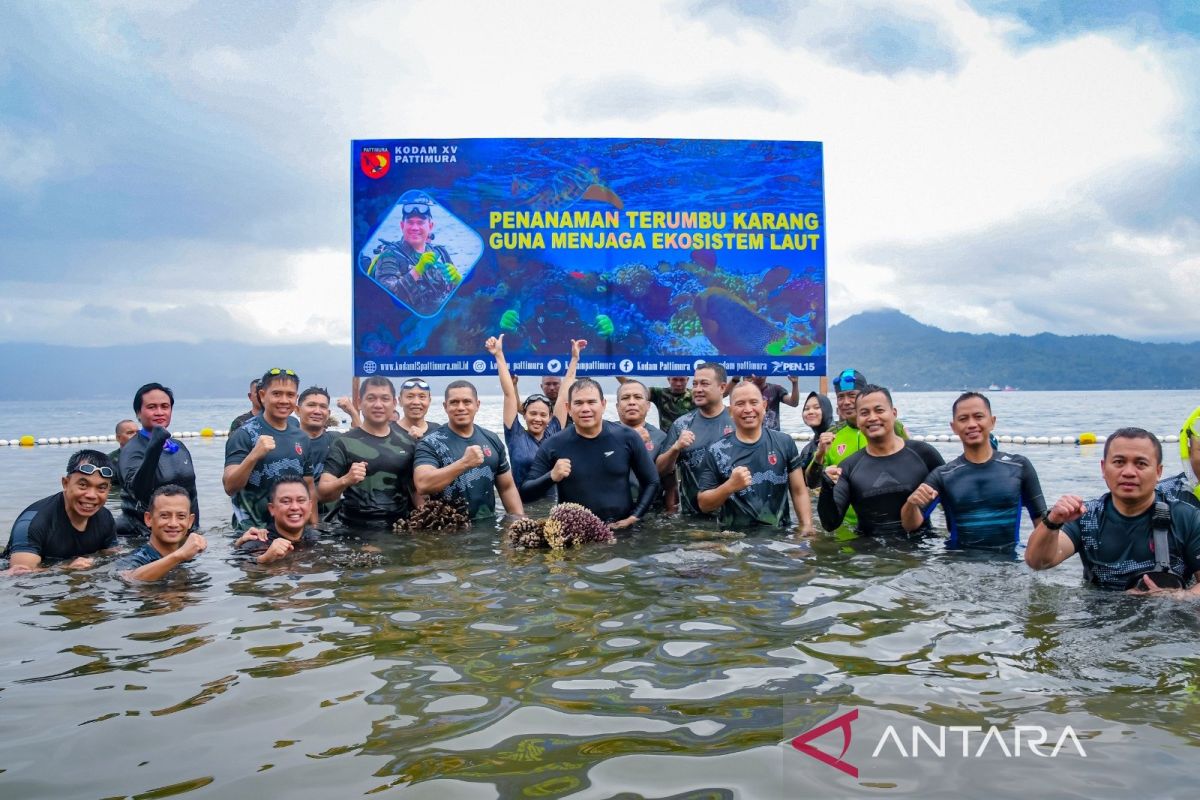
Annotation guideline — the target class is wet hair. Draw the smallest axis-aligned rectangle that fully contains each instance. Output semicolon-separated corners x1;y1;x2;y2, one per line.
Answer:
114;419;136;435
358;376;396;399
695;362;727;383
568;377;604;403
298;385;330;405
856;384;893;407
66;449;112;475
133;382;174;413
1104;427;1163;464
148;484;190;511
445;380;478;400
260;370;300;391
952;391;992;416
269;474;311;501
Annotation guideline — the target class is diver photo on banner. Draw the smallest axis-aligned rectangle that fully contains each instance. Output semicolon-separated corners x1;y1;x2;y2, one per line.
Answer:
351;138;826;377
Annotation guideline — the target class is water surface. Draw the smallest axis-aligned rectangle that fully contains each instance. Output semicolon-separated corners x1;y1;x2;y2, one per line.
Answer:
1;391;1198;798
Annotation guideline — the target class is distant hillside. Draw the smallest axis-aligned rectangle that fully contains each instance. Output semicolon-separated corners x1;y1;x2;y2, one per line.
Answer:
2;311;1198;399
829;309;1200;390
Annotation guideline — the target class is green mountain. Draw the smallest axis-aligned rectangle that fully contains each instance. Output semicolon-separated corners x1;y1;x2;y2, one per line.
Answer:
1;310;1197;400
829;309;1200;390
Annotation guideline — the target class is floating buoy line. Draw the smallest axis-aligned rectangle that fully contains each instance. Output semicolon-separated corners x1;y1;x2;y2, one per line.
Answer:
1;429;1180;447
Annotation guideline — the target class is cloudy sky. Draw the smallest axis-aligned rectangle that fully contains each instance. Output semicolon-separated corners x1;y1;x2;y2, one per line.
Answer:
2;0;1198;346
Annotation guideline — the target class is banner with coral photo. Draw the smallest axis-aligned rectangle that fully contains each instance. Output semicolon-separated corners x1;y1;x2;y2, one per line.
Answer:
351;138;826;377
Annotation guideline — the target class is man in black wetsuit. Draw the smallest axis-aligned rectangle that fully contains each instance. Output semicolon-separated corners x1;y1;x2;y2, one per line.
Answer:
414;380;524;521
522;378;660;528
817;384;944;536
901;392;1046;550
697;381;815;533
4;449;118;573
657;363;733;515
1025;427;1200;595
118;383;199;536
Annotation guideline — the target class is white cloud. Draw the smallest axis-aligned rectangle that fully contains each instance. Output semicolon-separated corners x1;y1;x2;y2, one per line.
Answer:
0;0;1196;343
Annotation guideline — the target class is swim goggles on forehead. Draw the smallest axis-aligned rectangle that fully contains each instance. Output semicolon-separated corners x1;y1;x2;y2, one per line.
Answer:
402;203;432;217
522;394;551;411
70;463;114;479
262;367;298;385
401;378;431;391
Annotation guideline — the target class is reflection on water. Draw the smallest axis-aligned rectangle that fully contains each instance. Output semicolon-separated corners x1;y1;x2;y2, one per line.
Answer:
3;506;1200;798
3;392;1200;797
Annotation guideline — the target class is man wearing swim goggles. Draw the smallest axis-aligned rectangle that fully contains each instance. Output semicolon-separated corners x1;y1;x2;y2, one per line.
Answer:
396;377;441;440
368;189;458;315
4;450;119;573
1026;427;1200;597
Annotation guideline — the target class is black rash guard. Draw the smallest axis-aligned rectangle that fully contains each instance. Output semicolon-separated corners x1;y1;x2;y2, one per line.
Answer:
522;421;660;522
818;439;945;536
119;426;199;535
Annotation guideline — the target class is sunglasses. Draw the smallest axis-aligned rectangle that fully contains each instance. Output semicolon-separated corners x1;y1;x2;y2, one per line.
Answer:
402;203;431;217
266;368;296;377
401;378;431;391
71;463;114;479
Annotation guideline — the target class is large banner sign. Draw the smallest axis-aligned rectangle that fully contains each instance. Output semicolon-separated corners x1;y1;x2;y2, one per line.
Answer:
351;138;826;377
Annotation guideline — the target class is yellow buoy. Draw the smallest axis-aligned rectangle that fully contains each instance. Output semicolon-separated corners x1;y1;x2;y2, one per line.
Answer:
19;435;35;447
200;427;214;437
1078;432;1097;445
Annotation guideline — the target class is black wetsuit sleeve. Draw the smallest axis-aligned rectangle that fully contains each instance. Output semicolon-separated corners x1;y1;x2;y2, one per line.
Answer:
916;441;945;471
129;427;170;505
520;441;557;502
1020;457;1048;522
628;429;660;519
817;468;851;530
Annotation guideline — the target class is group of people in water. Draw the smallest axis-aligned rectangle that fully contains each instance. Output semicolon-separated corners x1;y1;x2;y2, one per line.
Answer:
4;344;1200;597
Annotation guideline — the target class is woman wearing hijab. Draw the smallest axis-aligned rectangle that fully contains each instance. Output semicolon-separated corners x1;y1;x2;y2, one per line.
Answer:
798;390;834;477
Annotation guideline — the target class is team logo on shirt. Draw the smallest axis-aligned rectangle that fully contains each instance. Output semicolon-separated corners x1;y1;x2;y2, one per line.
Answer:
768;451;778;466
483;446;492;457
360;147;390;179
646;441;654;450
295;444;303;455
837;444;847;456
723;426;733;435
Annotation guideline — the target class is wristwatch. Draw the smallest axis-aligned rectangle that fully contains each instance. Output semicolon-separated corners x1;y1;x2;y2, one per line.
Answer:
1043;517;1064;531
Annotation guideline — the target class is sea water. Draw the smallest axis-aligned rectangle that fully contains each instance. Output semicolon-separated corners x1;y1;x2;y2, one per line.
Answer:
0;390;1197;798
